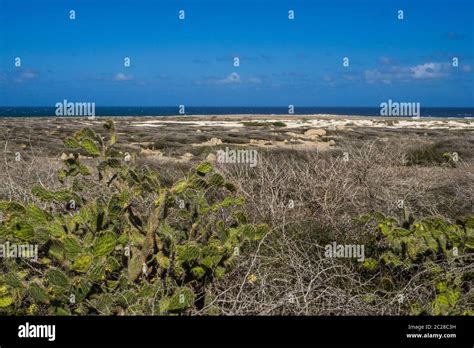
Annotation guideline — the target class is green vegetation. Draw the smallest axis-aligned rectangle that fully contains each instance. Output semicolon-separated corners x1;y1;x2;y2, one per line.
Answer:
242;121;266;127
271;121;287;128
0;120;472;316
360;210;473;315
0;121;268;315
241;121;287;127
405;144;458;167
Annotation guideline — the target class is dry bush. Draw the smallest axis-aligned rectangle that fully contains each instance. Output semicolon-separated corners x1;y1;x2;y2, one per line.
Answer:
1;125;472;316
211;134;473;315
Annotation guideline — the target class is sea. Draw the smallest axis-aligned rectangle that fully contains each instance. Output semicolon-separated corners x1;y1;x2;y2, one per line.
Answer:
0;106;473;118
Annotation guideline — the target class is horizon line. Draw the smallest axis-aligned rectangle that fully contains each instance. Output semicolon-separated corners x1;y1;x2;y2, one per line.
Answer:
1;105;474;109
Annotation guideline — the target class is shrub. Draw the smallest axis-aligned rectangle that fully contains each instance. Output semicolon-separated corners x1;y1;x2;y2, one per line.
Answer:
271;122;287;128
0;120;268;315
359;210;473;315
242;121;267;127
405;144;457;167
241;121;287;128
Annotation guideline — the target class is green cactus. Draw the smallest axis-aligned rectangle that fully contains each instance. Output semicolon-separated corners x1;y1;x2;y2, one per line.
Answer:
29;283;49;304
93;231;116;256
80;138;101;157
47;269;70;289
0;120;268;315
359;209;473;315
63;137;80;149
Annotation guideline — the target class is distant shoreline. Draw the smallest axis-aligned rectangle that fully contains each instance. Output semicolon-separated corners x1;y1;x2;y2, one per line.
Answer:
0;114;473;121
1;106;473;118
0;114;473;129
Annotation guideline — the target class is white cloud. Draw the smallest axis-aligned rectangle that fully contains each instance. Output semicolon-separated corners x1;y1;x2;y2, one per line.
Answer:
196;72;241;86
364;62;451;84
410;63;448;79
364;68;401;84
114;73;134;81
20;71;37;79
14;71;38;83
218;72;240;85
379;57;394;65
248;77;262;84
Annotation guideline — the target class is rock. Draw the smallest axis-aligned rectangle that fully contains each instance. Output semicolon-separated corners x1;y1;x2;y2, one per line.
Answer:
60;153;74;160
304;128;326;137
250;139;272;146
328;140;336;146
140;148;164;157
181;153;194;161
206;153;217;162
203;138;223;146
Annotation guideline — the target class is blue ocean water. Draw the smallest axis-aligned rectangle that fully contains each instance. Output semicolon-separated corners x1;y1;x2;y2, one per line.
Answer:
0;106;473;118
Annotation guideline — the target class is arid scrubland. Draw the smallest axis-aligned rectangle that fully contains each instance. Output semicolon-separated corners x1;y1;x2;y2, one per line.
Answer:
0;117;473;315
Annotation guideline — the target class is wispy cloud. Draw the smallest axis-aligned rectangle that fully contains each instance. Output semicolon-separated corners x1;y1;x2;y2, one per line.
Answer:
364;61;452;84
410;62;449;79
13;70;38;83
114;72;134;81
216;72;241;84
379;57;398;66
154;73;171;80
195;72;241;86
248;77;262;84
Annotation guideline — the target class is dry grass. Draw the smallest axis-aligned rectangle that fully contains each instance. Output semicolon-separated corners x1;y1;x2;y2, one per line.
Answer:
1;119;473;315
208;133;473;315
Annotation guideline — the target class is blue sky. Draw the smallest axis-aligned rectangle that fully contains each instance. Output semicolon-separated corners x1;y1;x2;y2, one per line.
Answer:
0;0;473;107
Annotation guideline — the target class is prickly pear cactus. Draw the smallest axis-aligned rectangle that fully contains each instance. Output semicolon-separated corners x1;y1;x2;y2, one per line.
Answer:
359;210;473;315
0;121;268;315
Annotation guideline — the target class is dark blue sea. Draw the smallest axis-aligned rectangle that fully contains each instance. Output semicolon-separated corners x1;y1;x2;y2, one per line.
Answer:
0;107;473;118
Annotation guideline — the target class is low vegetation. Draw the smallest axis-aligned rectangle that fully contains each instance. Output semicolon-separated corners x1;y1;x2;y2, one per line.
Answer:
242;121;287;127
0;121;267;315
0;119;472;315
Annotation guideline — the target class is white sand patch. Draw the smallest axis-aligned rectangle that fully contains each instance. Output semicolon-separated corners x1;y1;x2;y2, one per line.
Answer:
126;116;474;130
130;120;244;128
130;123;164;128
